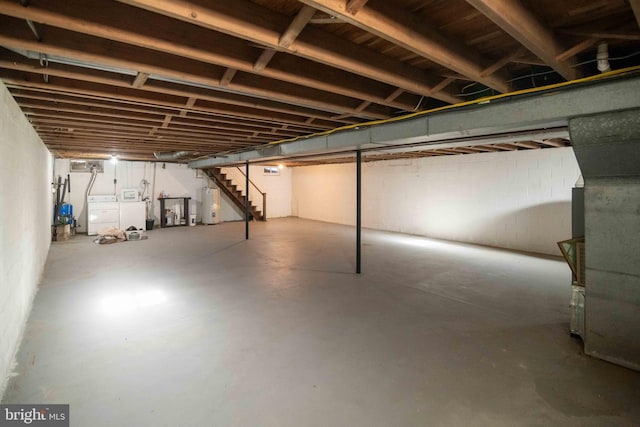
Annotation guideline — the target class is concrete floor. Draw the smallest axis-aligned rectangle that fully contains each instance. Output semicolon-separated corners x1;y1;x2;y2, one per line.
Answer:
2;218;639;426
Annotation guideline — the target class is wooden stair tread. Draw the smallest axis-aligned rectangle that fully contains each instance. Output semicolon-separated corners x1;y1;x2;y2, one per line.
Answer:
203;168;265;221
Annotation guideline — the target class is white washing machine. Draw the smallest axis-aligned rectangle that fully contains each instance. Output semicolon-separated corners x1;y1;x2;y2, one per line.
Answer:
87;195;119;235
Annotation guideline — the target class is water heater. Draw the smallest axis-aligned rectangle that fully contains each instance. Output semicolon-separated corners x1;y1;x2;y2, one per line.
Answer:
201;187;221;225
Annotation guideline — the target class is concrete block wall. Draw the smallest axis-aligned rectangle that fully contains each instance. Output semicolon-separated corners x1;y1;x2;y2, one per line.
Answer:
0;81;53;397
292;147;580;255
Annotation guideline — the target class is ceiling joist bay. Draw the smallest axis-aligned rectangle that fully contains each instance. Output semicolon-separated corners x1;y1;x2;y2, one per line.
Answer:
116;0;461;103
0;0;428;111
0;0;636;160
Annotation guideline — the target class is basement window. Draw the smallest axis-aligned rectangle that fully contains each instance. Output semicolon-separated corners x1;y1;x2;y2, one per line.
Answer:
263;166;279;176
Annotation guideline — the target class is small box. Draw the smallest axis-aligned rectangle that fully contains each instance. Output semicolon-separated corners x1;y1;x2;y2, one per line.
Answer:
125;229;144;241
55;224;71;241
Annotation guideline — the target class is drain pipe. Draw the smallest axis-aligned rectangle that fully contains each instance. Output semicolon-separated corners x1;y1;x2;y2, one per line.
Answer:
151;162;157;221
597;42;610;73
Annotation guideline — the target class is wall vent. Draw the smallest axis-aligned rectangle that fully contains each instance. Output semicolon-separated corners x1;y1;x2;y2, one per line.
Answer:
70;160;104;173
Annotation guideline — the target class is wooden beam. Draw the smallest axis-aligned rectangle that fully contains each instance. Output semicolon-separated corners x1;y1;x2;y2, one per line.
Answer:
384;88;404;103
466;0;576;80
492;143;517;151
11;85;331;133
558;30;640;41
442;74;475;82
220;68;237;86
537;138;568;147
39;135;250;151
34;124;271;144
21;92;337;134
510;57;547;67
309;15;343;24
2;72;343;130
354;100;371;112
279;5;316;48
430;149;457;155
0;25;389;120
35;128;257;145
430;77;456;94
629;0;640;30
451;147;477;154
470;145;500;152
345;0;369;15
0;66;345;130
25;108;307;142
555;38;599;62
116;0;461;103
34;124;274;149
0;0;424;110
480;47;526;77
513;141;541;149
20;100;166;123
13;90;179;117
253;49;277;72
132;71;149;88
24;110;168;129
299;0;511;92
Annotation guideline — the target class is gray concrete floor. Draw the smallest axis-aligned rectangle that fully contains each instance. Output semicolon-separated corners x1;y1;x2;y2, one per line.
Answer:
3;218;639;426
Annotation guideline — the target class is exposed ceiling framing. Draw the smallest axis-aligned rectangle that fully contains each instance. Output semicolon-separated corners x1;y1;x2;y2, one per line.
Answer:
0;0;638;162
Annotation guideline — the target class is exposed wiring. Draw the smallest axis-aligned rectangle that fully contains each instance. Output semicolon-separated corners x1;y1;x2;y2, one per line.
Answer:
573;50;640;67
413;95;425;111
460;69;562;97
511;69;558;83
263;65;640;148
461;82;477;91
458;49;640;97
457;86;494;97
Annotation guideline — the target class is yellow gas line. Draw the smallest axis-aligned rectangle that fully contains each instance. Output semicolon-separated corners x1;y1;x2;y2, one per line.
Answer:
267;65;640;147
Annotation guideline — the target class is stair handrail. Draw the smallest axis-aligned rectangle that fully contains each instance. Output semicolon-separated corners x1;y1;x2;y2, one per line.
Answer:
235;167;264;195
234;167;267;221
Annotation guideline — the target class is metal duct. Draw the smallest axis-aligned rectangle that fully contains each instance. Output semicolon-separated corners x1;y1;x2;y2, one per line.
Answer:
153;151;191;161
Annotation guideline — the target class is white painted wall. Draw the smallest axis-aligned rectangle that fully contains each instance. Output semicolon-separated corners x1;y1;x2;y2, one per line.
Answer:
52;161;293;232
292;163;355;225
292;147;581;255
0;81;53;397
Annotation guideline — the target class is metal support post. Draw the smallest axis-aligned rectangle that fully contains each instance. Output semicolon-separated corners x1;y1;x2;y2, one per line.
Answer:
245;161;249;240
356;150;362;274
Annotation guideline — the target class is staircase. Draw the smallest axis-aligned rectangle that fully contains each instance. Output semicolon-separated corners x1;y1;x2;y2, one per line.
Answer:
203;167;265;221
